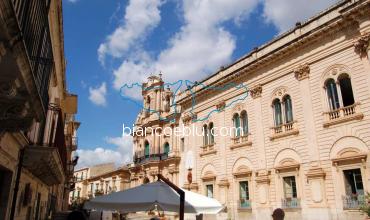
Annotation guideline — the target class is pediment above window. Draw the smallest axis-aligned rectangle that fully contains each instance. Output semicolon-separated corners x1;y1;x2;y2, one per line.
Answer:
332;147;367;166
201;171;216;181
275;158;300;172
233;165;252;177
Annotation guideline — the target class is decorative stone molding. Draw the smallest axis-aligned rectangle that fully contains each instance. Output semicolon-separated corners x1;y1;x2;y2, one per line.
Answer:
306;167;326;180
182;112;197;125
217;178;230;187
232;165;252;178
354;32;370;57
275;158;300;173
294;63;310;81
249;84;262;98
272;87;288;100
255;174;270;184
201;171;216;181
215;100;226;111
332;149;367;169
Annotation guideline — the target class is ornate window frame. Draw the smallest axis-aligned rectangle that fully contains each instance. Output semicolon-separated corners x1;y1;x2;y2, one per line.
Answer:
270;87;299;140
321;64;363;127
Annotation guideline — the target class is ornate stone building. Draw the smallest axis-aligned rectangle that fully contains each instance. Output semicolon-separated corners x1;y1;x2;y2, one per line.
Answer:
130;0;370;219
129;75;181;187
0;0;79;219
69;164;130;203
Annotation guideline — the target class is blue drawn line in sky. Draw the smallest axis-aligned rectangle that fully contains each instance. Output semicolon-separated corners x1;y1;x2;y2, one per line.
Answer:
184;80;249;122
119;80;249;123
119;80;183;122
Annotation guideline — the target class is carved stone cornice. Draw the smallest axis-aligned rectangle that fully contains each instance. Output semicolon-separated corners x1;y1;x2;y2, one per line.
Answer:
249;84;262;99
354;32;370;57
294;64;310;81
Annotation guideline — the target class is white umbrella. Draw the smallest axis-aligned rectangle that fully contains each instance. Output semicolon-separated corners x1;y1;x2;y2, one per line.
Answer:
84;181;222;214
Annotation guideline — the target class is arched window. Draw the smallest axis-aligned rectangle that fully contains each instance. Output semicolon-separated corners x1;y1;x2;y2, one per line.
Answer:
144;141;150;158
164;142;170;155
203;125;208;146
338;74;354;107
273;99;282;126
283;95;293;123
233;113;241;137
209;123;214;144
240;111;248;136
325;79;340;110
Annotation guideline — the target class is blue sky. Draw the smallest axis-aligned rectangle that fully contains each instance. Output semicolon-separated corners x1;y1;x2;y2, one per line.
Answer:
62;0;338;168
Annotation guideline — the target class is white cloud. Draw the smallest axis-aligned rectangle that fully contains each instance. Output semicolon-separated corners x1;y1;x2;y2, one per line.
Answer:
88;82;107;106
262;0;338;32
98;0;162;64
109;0;259;100
76;134;133;169
67;0;79;3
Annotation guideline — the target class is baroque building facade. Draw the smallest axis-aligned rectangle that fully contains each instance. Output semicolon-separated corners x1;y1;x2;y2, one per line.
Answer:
129;0;370;219
0;0;79;219
69;164;130;203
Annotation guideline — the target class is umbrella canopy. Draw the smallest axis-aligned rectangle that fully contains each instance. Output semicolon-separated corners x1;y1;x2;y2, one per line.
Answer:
84;181;222;214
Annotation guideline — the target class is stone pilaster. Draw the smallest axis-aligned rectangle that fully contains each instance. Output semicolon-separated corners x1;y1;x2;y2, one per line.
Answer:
251;84;266;170
294;64;320;166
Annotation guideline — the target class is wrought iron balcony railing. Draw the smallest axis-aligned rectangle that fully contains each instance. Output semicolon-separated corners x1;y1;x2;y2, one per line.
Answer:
238;199;251;209
281;198;300;209
11;0;54;111
342;194;365;209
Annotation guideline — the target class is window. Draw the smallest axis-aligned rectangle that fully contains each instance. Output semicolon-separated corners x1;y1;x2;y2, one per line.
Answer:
342;168;365;209
283;95;293;123
338;74;355;107
233;113;241;137
273;99;282;126
325;79;340;110
163;142;170;155
343;169;364;196
283;176;297;199
239;181;250;208
209;123;214;144
203;125;208;146
240;111;248;135
144;141;150;158
206;184;213;198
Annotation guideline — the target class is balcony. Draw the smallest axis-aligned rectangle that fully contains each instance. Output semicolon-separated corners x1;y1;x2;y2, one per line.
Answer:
281;198;300;209
270;121;299;140
323;103;363;127
230;134;252;149
342;194;365;209
0;0;54;132
200;144;216;157
22;107;67;185
238;199;251;211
